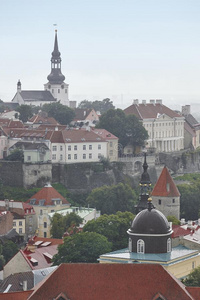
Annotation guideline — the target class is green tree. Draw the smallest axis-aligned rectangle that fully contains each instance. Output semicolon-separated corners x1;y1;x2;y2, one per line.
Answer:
96;109;148;154
42;102;75;125
86;183;137;215
78;98;115;114
5;149;24;162
16;104;33;122
182;266;200;286
50;212;83;238
167;215;180;225
0;244;5;270
52;232;111;264
50;213;65;239
178;183;200;220
2;241;18;263
83;211;135;250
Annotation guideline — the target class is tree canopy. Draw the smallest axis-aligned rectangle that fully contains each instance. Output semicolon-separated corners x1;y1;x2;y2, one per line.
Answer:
50;212;83;238
83;211;135;251
5;149;24;162
96;109;148;153
42;102;75;125
16;104;33;122
78;98;115;114
2;240;18;263
52;232;111;264
167;215;180;225
182;266;200;287
86;183;137;215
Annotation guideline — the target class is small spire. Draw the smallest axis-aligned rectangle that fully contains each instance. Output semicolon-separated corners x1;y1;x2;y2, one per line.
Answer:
148;197;153;211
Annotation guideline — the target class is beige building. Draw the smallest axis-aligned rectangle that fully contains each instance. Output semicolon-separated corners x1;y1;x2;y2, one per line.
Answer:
124;99;185;153
26;184;70;238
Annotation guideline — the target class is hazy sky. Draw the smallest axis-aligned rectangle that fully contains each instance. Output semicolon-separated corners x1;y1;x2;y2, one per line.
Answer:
1;0;200;110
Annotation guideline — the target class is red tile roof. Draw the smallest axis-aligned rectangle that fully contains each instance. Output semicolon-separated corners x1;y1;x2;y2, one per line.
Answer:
28;263;194;300
28;236;63;246
124;103;182;120
186;287;200;298
92;128;118;140
0;118;24;128
0;290;32;300
28;115;59;125
172;225;191;238
151;166;180;197
26;184;69;206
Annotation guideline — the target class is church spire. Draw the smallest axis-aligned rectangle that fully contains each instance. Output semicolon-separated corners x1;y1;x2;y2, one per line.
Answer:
47;30;65;84
135;152;152;214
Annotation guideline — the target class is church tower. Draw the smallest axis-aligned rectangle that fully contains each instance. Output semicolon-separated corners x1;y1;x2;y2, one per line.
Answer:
151;166;180;220
135;153;152;214
44;30;69;106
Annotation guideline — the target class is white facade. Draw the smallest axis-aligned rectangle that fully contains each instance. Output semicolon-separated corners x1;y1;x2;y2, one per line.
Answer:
51;141;107;164
44;82;69;106
143;114;185;152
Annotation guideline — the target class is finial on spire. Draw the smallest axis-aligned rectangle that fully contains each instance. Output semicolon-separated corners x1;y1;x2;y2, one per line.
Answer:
148;197;153;211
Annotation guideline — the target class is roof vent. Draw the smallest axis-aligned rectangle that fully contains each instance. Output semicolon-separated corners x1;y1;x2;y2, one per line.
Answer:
156;99;162;104
133;99;139;105
142;100;146;105
150;99;155;105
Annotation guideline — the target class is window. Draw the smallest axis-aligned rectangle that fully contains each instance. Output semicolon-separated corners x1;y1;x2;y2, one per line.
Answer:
19;221;22;226
167;238;171;252
172;199;175;203
68;154;71;160
52;154;56;160
40;209;43;215
60;154;63;161
19;228;22;234
44;222;47;228
60;145;63;151
192;261;196;269
98;153;101;159
89;145;92;150
13;222;16;226
65;89;67;93
110;141;113;147
137;239;145;254
29;217;32;224
58;89;60;93
83;154;86;159
83;145;86;150
27;156;31;161
44;232;47;238
74;154;77;160
89;153;92;159
74;145;77;151
98;144;101;150
158;199;161;205
52;89;54;93
109;150;113;156
68;145;71;151
29;226;32;233
52;146;57;151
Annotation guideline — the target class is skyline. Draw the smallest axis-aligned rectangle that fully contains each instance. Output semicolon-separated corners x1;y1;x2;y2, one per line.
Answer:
1;0;200;112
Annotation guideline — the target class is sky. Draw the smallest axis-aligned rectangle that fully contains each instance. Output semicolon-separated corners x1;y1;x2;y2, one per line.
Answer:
1;0;200;111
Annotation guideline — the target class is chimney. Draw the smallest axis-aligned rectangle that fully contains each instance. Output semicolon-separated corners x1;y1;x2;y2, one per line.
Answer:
133;99;139;105
156;99;162;104
181;218;185;225
150;99;155;105
23;280;27;291
182;105;190;116
142;100;146;105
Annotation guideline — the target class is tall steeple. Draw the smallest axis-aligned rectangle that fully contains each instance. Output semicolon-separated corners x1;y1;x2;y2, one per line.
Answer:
135;152;152;214
44;30;69;106
47;30;65;85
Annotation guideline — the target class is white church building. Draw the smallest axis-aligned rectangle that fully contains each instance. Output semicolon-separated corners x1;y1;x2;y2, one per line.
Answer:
12;30;72;108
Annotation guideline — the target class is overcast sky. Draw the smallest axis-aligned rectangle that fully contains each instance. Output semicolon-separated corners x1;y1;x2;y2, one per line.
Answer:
1;0;200;111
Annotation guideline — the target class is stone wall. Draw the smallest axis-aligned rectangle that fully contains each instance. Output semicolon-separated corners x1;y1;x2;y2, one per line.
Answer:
0;161;23;187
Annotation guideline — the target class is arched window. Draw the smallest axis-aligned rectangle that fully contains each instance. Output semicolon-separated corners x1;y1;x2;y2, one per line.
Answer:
129;238;132;252
137;239;145;254
167;238;171;252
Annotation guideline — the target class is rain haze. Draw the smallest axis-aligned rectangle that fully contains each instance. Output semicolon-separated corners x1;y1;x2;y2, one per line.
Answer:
1;0;200;113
